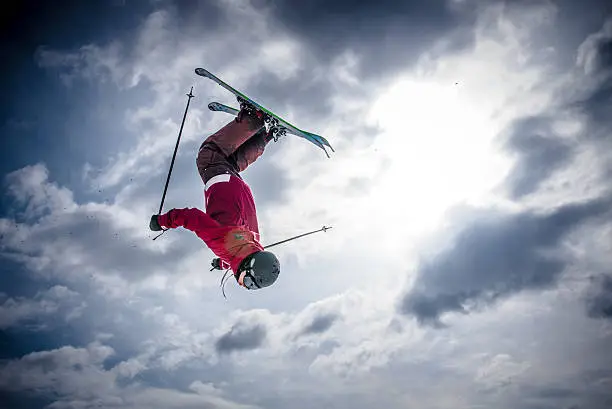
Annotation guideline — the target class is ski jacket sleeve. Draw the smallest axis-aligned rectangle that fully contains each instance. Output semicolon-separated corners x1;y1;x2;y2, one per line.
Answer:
158;208;221;233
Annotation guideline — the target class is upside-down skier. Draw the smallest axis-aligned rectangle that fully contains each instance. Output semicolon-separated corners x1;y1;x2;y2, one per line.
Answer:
149;105;280;290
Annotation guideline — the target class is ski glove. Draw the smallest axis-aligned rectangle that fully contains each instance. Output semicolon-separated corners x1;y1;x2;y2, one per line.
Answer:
211;258;222;270
149;215;163;231
210;258;231;271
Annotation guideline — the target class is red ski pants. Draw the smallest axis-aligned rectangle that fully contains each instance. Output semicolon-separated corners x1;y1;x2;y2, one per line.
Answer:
196;114;269;184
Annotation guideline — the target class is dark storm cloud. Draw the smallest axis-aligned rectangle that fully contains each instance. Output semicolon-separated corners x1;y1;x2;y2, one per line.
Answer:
572;19;612;126
299;312;338;336
254;0;476;80
502;116;574;199
243;66;385;152
500;18;612;199
215;323;267;354
246;72;337;122
592;38;612;71
585;275;612;320
598;39;612;70
571;78;612;128
399;196;612;325
163;0;228;31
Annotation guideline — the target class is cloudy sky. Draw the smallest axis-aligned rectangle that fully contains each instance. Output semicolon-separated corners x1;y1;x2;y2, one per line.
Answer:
1;0;612;408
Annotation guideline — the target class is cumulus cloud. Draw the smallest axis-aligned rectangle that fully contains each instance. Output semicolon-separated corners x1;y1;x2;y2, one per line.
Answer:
0;342;115;396
33;4;342;194
0;341;260;409
256;0;476;79
215;323;267;354
577;18;612;75
566;19;612;137
299;312;339;336
501;18;612;200
4;163;76;218
396;13;612;328
0;285;85;329
0;163;204;287
474;353;531;389
502;115;575;199
399;196;612;325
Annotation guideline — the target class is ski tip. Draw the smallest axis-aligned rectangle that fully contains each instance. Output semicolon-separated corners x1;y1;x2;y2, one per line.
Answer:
321;137;334;150
302;130;334;154
195;67;211;77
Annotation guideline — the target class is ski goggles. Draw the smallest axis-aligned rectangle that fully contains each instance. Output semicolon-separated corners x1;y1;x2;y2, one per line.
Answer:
238;269;261;290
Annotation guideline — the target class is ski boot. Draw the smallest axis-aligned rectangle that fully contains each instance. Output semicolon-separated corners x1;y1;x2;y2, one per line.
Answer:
235;98;265;123
236;97;286;143
265;125;286;143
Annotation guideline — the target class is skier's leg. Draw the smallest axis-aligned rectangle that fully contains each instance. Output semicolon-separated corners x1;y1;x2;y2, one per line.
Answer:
204;111;264;157
196;111;265;184
228;128;274;172
196;144;232;185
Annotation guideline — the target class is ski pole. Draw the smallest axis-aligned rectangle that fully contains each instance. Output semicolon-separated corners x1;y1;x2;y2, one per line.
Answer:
210;226;332;270
157;87;195;215
263;226;332;249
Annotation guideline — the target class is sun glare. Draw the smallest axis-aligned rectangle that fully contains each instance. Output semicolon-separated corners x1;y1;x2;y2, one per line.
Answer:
367;78;510;247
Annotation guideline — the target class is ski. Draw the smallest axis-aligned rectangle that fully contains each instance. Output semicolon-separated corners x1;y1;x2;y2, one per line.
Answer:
196;67;334;157
208;101;239;116
208;101;328;142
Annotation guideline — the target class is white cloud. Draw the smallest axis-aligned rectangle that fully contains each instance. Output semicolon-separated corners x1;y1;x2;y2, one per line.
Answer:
257;0;563;279
115;357;147;379
576;18;612;75
0;162;210;289
35;4;311;194
0;341;260;409
474;353;531;388
0;342;116;397
0;285;85;329
4;163;77;218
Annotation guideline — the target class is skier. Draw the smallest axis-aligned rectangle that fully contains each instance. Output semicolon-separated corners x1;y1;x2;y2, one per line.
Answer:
149;104;280;290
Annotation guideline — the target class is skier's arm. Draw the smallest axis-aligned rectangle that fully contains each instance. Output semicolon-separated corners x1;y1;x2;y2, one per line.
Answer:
158;208;221;233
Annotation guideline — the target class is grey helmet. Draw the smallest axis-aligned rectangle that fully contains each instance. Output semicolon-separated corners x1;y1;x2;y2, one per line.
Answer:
237;251;280;289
